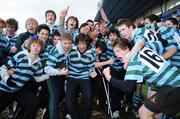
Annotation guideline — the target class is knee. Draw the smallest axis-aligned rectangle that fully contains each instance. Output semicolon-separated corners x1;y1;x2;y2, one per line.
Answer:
138;106;144;117
138;105;153;119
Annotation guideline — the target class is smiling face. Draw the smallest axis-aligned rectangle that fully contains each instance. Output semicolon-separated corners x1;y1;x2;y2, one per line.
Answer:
61;39;72;52
37;29;49;42
77;41;88;54
117;24;133;41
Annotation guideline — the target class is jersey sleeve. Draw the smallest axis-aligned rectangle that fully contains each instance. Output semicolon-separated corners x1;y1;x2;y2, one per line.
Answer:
125;55;143;83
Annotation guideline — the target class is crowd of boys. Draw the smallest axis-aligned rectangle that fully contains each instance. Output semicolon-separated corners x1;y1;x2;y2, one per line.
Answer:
0;1;179;119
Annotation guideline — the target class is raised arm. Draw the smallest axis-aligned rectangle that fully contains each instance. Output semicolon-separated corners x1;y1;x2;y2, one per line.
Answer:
123;39;144;69
97;1;109;22
58;6;69;33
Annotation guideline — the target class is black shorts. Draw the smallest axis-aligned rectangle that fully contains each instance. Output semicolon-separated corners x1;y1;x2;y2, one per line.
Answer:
144;86;180;116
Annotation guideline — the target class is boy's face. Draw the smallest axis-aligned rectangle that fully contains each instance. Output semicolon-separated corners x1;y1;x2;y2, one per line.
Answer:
80;25;90;35
165;20;176;28
109;33;118;42
113;45;129;63
26;21;38;34
6;24;16;36
77;41;87;53
94;24;100;31
87;22;94;31
61;39;72;52
117;24;133;41
88;29;99;43
99;22;108;34
30;42;41;55
46;12;56;24
52;36;60;45
96;47;102;55
0;23;4;34
144;18;152;27
38;29;49;42
67;18;77;29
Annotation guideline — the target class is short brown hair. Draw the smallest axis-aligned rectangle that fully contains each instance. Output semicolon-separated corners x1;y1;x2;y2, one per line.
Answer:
25;18;38;29
144;14;160;23
27;38;45;52
45;10;56;21
61;32;73;42
116;19;135;28
66;16;79;28
112;38;132;50
6;18;18;31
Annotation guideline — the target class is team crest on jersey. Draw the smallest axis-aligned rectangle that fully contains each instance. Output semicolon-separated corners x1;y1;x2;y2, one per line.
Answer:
150;96;157;104
36;63;42;68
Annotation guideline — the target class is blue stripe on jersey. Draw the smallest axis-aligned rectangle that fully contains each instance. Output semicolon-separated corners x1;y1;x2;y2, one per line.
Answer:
0;51;43;92
46;47;67;68
159;27;176;39
102;39;123;70
6;35;18;46
68;48;95;80
126;49;180;87
0;34;11;52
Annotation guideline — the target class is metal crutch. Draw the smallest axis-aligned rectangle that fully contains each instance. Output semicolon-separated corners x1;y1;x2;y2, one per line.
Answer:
96;68;113;119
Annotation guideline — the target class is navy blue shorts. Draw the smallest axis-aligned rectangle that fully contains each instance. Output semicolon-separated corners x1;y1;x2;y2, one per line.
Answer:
145;87;180;116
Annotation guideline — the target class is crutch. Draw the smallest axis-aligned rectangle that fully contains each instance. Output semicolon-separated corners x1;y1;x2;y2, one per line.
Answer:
96;68;113;119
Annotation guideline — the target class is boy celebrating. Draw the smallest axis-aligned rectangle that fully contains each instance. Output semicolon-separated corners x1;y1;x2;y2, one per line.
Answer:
0;39;49;118
44;32;72;119
65;33;97;119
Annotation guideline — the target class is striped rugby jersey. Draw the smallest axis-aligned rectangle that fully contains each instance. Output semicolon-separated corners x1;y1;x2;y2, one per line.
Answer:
45;46;68;76
146;23;159;32
67;47;95;80
0;50;44;92
158;27;180;68
133;27;159;45
0;34;11;56
125;45;180;88
99;39;123;70
133;28;164;55
6;34;18;46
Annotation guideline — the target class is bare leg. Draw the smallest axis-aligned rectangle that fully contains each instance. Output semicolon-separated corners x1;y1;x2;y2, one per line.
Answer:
139;104;154;119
